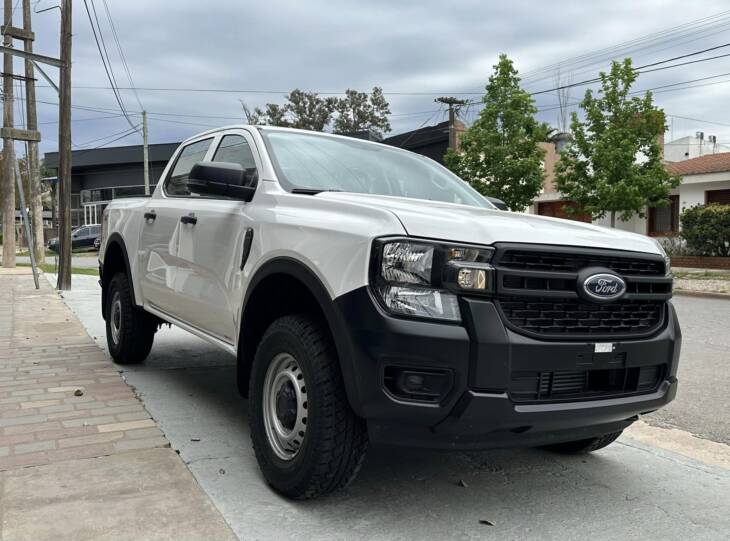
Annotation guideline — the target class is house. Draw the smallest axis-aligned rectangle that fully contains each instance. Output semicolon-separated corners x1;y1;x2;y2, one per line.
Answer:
44;143;179;227
530;138;730;237
663;133;730;162
381;120;464;164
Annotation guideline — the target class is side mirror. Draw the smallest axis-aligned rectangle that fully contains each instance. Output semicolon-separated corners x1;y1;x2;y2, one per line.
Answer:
187;162;256;201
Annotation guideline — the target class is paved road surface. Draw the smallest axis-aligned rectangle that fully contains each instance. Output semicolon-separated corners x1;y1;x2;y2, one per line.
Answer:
54;274;730;540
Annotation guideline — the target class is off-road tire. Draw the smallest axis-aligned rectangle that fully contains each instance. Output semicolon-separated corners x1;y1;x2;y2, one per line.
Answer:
544;430;623;454
105;272;156;364
249;314;368;499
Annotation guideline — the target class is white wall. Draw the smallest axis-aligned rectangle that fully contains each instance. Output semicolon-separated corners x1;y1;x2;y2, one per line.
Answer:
664;136;730;162
679;179;730;210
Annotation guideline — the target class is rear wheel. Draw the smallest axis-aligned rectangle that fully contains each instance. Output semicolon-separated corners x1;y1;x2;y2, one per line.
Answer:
105;272;156;364
543;430;623;454
249;314;368;499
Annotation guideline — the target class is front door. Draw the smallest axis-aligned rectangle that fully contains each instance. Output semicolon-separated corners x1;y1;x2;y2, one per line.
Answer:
181;131;260;342
138;136;216;320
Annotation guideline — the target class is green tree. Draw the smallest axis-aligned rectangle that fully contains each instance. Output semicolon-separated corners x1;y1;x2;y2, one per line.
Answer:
332;87;391;138
242;87;392;137
554;58;680;226
242;90;334;131
444;54;548;211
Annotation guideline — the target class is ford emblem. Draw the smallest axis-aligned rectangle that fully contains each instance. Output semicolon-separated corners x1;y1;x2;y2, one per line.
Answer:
582;273;626;301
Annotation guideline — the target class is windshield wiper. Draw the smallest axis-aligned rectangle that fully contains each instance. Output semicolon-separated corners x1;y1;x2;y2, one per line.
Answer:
291;188;342;195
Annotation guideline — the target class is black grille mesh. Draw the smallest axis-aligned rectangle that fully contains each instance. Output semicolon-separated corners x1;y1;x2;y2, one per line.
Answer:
497;297;664;336
499;250;665;276
510;365;665;402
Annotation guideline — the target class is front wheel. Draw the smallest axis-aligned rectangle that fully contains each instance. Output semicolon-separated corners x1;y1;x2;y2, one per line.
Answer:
249;314;368;499
105;272;157;364
543;430;623;454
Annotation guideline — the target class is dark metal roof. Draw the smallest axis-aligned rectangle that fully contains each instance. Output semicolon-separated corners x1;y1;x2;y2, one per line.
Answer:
44;142;180;169
381;121;449;149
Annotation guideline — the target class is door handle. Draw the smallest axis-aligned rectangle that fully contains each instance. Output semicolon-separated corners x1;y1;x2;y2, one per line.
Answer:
144;211;156;221
180;214;197;225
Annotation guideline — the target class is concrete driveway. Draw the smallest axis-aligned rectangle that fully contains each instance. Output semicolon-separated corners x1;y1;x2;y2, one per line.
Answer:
52;275;730;540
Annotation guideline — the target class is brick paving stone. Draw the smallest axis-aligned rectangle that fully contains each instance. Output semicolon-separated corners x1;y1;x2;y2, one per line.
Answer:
0;274;168;472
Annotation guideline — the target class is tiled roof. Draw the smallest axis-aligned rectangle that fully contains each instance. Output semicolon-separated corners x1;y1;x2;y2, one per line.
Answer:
665;152;730;176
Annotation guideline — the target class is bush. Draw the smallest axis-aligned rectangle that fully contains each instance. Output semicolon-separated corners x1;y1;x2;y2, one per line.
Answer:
680;204;730;257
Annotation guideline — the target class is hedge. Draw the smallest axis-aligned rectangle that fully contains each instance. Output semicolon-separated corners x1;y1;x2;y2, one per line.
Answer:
680;203;730;257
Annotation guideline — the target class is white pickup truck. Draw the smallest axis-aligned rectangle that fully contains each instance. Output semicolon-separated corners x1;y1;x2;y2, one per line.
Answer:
99;126;681;499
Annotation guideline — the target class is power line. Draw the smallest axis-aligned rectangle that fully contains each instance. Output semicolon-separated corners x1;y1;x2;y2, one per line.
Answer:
74;124;140;148
528;47;730;97
520;10;730;83
81;0;137;131
100;0;143;110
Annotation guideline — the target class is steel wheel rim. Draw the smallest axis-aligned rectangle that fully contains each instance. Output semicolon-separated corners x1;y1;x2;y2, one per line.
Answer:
110;292;122;345
262;353;308;461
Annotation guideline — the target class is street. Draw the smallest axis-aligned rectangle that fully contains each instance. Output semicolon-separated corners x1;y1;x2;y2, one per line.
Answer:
56;274;730;540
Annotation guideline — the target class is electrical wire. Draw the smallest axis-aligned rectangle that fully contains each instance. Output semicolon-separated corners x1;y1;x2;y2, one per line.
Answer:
100;0;143;110
81;0;138;132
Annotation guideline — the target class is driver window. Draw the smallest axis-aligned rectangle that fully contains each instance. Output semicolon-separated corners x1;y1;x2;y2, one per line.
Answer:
213;135;258;186
165;138;213;196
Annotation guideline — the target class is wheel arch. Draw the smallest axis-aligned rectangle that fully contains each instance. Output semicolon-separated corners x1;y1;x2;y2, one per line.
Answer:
101;233;138;319
238;257;363;416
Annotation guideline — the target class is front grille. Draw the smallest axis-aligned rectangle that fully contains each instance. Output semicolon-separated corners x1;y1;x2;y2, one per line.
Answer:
497;297;665;336
492;244;671;340
510;364;665;402
499;250;665;276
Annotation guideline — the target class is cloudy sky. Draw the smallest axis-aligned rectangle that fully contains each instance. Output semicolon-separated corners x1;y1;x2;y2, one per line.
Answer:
7;0;730;155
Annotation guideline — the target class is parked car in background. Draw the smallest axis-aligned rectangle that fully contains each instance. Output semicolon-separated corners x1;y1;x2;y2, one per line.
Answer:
48;224;101;252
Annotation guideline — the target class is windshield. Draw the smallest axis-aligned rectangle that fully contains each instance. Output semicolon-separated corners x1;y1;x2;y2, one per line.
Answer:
261;129;493;209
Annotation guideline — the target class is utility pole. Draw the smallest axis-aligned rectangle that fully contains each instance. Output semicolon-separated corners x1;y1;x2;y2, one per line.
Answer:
2;0;16;268
142;110;149;195
57;0;72;290
22;0;44;264
435;97;468;151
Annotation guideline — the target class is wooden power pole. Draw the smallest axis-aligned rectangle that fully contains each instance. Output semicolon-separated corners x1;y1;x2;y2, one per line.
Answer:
2;0;16;268
22;0;44;264
142;110;150;195
57;0;72;290
435;96;467;151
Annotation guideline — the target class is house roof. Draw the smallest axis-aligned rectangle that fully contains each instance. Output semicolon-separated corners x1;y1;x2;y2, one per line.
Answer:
44;142;180;169
381;121;450;149
665;152;730;176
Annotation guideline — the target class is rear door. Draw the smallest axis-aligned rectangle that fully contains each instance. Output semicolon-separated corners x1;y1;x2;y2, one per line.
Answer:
138;137;216;319
179;130;260;343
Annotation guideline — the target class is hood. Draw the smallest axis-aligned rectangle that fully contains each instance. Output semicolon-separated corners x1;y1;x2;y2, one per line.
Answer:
318;192;662;255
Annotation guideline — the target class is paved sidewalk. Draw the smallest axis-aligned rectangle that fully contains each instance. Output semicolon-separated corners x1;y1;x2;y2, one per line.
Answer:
0;268;236;540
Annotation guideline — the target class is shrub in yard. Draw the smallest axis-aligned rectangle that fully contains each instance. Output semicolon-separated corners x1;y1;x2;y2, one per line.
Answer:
680;204;730;256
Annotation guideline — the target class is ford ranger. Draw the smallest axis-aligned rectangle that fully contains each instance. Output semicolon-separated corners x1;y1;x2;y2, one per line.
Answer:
98;126;681;499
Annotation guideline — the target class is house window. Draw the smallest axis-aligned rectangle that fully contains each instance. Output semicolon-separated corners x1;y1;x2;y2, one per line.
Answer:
706;189;730;205
536;201;592;223
648;195;679;236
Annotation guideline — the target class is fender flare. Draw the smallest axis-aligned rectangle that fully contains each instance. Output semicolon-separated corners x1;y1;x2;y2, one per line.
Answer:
240;257;364;417
101;233;138;317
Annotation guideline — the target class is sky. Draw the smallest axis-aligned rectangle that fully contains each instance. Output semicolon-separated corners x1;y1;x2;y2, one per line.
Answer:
5;0;730;156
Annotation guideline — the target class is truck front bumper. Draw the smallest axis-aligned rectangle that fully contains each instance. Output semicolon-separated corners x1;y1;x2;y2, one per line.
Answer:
333;286;681;450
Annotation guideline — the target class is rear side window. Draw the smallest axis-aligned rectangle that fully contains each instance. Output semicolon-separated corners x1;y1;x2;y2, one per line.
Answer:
213;135;258;186
165;138;213;196
89;226;100;235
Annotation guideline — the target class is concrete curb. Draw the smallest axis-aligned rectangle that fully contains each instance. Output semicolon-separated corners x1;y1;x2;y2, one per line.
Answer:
674;289;730;300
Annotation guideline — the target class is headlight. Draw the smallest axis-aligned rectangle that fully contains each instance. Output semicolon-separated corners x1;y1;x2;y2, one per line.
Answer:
372;238;494;322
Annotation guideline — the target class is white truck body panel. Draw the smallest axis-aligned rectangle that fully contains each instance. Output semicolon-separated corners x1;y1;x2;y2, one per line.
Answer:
101;124;664;354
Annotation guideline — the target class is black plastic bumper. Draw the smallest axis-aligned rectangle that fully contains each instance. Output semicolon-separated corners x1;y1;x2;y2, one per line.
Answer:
333;286;681;450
